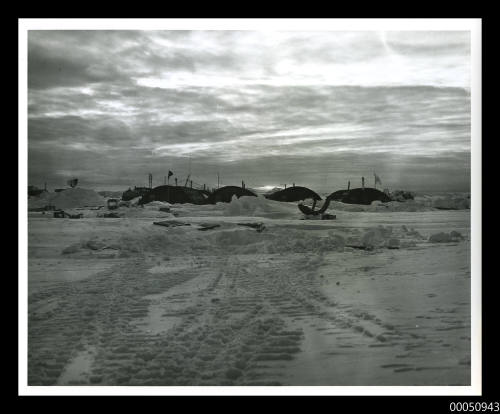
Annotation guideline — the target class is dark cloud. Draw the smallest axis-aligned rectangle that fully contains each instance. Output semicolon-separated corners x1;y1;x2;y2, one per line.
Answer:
28;32;133;89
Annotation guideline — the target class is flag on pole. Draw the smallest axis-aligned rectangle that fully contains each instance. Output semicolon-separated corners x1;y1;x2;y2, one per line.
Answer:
374;173;382;187
168;170;173;178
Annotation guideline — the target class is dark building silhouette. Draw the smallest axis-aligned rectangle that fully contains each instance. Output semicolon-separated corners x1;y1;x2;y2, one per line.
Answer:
265;186;322;202
139;185;209;205
328;187;391;205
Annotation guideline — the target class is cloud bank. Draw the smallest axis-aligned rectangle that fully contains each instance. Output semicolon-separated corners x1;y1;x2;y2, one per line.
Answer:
27;30;471;192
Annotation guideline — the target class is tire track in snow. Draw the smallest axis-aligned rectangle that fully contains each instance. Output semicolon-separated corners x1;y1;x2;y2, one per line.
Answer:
28;246;467;385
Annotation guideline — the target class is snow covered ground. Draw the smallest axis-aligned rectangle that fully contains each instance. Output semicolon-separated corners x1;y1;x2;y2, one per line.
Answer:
26;195;471;386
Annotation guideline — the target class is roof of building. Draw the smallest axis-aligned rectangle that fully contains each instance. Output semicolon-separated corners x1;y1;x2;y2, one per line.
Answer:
264;186;322;202
139;185;210;205
328;187;392;205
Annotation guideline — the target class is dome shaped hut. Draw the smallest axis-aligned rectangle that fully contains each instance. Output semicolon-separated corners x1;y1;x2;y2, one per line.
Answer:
328;187;391;205
139;185;210;205
265;186;322;202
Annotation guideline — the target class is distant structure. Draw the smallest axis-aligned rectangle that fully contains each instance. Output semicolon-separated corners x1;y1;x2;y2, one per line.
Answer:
329;187;391;205
139;185;209;205
265;186;322;203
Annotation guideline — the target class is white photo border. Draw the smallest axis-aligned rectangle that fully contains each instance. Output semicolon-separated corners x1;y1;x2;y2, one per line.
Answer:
18;18;482;396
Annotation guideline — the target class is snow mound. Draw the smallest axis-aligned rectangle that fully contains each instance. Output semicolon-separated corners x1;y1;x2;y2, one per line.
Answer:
215;228;264;246
329;201;365;212
361;227;392;249
212;228;346;255
223;195;298;219
129;197;142;206
390;190;416;202
429;231;465;243
97;190;123;198
331;195;470;213
28;188;106;210
344;225;425;249
387;238;400;249
144;201;172;208
431;196;470;210
401;225;425;239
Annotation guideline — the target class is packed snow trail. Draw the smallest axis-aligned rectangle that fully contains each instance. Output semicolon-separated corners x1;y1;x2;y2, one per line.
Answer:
28;247;469;386
27;208;471;386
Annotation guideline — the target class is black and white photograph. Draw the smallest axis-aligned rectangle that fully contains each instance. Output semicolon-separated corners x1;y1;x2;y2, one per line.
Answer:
19;18;481;395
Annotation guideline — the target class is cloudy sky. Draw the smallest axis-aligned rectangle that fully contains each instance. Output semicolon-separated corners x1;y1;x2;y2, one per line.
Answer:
27;30;471;192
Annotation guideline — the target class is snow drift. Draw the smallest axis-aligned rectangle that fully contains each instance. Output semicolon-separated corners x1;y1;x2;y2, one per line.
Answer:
28;188;106;210
223;195;299;219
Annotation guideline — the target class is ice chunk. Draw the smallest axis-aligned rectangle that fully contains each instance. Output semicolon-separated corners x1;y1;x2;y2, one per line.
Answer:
429;232;452;243
28;187;106;210
387;238;400;249
362;229;386;249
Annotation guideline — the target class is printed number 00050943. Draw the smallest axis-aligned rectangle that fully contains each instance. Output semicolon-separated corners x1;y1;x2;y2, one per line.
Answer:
450;403;500;412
